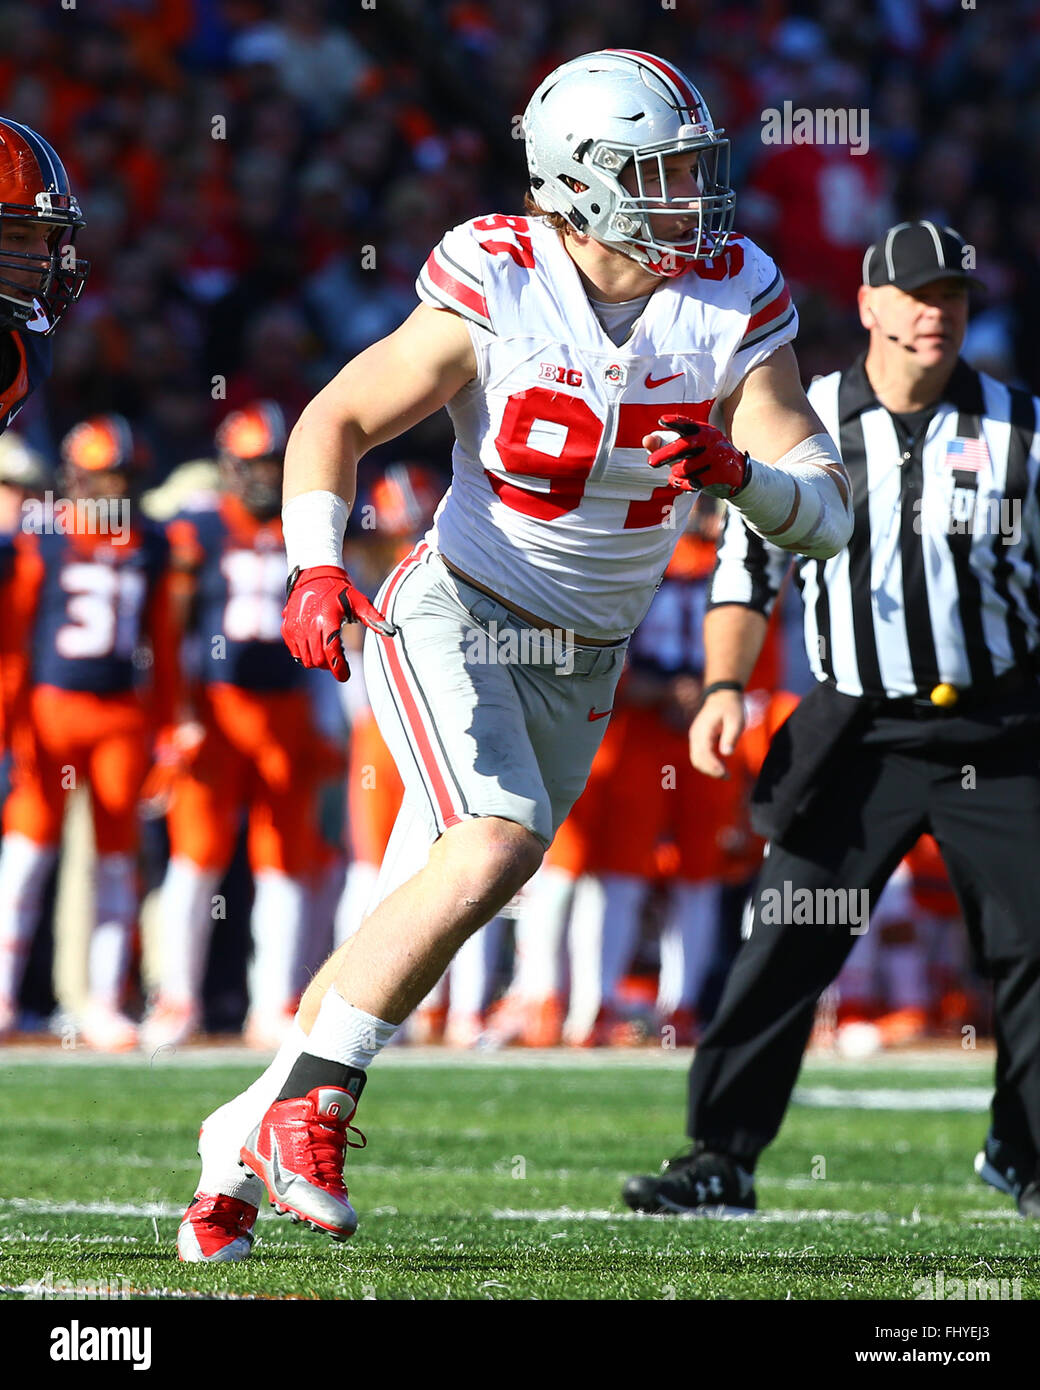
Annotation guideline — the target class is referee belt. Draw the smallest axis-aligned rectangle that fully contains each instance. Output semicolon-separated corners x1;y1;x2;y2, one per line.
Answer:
864;666;1035;718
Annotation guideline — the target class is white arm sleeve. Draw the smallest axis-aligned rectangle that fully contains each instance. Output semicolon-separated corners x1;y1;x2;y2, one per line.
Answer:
731;432;852;561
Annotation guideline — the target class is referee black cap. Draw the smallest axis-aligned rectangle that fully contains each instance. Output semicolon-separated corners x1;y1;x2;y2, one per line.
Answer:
862;221;985;293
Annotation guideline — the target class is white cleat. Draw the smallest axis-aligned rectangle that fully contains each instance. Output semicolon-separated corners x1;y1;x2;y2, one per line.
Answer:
79;1003;139;1053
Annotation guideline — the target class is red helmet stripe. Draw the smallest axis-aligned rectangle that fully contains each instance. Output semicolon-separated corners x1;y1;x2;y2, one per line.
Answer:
607;49;704;119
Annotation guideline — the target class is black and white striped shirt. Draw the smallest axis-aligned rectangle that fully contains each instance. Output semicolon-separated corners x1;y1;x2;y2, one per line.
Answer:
709;354;1040;698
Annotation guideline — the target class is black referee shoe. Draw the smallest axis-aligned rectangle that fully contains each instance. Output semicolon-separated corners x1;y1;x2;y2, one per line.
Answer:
974;1132;1040;1216
622;1146;756;1216
1019;1173;1040;1219
974;1132;1030;1201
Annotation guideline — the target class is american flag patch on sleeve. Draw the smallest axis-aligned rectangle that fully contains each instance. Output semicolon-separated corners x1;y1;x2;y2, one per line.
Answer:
944;437;991;472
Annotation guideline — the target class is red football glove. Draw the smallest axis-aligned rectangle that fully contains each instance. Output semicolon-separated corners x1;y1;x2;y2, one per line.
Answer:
647;415;750;498
281;565;396;684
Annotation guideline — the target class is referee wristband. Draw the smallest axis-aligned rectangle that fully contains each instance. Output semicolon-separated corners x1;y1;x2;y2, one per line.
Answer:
701;680;744;700
281;490;350;572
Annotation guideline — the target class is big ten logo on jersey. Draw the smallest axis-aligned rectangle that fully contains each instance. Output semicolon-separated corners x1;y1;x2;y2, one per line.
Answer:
539;362;583;387
473;214;535;269
56;562;147;661
220;549;285;643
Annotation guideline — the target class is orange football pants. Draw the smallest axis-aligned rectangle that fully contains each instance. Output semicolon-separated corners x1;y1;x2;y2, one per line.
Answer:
4;685;151;853
546;705;743;882
346;710;404;865
166;684;323;875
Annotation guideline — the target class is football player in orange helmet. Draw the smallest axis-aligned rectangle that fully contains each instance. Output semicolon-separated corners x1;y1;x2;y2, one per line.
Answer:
0;415;175;1049
143;402;332;1054
0;118;88;430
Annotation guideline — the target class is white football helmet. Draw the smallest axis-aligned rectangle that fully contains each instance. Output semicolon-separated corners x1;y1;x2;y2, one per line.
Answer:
522;49;734;277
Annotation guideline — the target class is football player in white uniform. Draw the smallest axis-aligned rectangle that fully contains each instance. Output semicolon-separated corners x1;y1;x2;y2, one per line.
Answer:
176;48;852;1262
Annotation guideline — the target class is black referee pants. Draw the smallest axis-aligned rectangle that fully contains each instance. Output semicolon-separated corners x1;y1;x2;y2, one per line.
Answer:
686;691;1040;1166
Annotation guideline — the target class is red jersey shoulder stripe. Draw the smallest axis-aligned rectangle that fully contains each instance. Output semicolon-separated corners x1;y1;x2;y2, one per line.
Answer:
744;282;792;337
418;244;492;330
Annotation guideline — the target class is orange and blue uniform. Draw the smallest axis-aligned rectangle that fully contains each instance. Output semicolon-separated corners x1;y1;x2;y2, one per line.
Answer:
547;532;783;885
0;513;174;852
163;494;324;877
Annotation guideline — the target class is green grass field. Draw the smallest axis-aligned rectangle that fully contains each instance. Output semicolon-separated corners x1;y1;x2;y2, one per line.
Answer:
1;1047;1036;1301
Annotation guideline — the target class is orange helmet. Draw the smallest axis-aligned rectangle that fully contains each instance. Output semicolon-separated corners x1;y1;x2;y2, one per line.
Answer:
369;463;443;538
61;415;144;472
59;415;148;496
215;400;287;520
0;118;88;333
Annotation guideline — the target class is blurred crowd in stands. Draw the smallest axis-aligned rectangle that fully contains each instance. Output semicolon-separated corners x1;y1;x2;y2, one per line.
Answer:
4;0;1040;478
0;0;1023;1049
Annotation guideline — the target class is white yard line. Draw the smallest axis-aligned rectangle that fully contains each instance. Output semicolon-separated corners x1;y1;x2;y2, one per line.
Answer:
792;1086;990;1111
0;1184;1010;1226
0;1044;995;1072
489;1207;1015;1224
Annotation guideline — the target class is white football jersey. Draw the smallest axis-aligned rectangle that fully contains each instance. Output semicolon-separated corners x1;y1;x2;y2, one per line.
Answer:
416;214;796;639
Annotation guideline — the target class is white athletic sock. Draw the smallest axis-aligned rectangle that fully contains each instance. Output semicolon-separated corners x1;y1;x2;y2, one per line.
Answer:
512;865;572;998
657;880;721;1015
0;834;58;1002
248;869;306;1016
157;857;221;1004
448;916;504;1017
564;874;607;1037
305;987;397;1069
334;860;380;945
89;853;137;1008
197;1021;308;1202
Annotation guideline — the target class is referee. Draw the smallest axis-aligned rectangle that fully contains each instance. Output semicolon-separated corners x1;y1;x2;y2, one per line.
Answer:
624;221;1040;1218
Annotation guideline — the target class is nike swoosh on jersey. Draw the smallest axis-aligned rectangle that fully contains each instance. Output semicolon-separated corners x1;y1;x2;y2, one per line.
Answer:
587;707;613;721
644;370;684;389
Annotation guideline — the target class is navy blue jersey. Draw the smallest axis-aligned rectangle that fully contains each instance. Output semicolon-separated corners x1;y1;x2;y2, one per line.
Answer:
0;326;51;434
169;497;302;692
29;520;169;694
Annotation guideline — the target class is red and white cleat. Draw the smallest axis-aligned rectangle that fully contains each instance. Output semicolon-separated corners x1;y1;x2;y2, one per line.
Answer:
240;1086;366;1240
177;1193;258;1263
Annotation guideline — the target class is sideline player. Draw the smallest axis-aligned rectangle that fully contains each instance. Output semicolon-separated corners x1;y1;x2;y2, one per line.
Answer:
142;403;330;1052
176;49;852;1262
0;417;172;1048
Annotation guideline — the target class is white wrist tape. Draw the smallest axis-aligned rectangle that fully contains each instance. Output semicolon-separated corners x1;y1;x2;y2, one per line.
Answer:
281;490;350;572
733;433;852;560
